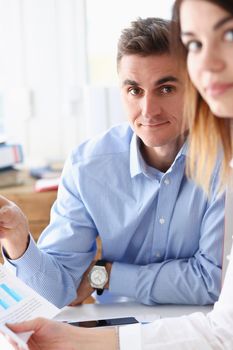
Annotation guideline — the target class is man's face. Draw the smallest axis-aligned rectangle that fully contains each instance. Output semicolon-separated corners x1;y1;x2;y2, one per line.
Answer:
118;54;185;148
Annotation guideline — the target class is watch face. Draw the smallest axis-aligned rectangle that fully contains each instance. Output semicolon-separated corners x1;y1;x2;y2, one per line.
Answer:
89;267;108;288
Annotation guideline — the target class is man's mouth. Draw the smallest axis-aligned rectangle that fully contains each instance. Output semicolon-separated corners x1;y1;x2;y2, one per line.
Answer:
141;121;169;127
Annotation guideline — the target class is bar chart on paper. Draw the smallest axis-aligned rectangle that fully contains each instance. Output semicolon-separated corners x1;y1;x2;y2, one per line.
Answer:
0;264;59;326
0;283;23;310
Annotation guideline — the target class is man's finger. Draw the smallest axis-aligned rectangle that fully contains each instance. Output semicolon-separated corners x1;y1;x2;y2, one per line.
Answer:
69;299;82;306
0;205;16;227
0;195;12;207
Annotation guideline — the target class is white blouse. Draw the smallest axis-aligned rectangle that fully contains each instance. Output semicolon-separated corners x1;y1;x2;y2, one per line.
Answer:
119;188;233;349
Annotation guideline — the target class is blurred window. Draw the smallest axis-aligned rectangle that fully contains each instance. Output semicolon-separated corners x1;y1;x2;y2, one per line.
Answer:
86;0;175;85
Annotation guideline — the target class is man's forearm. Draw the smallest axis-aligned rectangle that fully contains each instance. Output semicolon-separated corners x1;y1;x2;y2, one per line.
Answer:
109;259;220;305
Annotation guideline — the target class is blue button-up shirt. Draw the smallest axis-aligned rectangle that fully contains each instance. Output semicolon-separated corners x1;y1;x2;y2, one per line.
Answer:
5;124;225;308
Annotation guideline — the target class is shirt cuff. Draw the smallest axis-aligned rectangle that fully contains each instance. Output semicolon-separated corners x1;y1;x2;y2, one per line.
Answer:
119;323;142;350
110;262;139;298
3;234;43;279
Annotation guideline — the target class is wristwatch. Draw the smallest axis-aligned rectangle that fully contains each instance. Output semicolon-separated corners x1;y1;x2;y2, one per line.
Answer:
88;260;108;295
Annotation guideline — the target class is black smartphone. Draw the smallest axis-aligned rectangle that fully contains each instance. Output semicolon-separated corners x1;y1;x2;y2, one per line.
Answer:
68;317;139;328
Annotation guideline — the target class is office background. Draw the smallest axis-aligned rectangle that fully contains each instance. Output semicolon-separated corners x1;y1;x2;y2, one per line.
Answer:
0;0;174;166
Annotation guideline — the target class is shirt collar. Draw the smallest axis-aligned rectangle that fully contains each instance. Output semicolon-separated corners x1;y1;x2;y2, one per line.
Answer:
130;133;142;178
130;134;188;178
175;140;188;158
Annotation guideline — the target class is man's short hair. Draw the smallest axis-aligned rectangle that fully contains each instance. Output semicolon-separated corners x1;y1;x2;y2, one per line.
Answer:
117;17;171;68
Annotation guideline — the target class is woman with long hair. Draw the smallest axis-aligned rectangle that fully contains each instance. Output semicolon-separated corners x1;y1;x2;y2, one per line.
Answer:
5;1;233;349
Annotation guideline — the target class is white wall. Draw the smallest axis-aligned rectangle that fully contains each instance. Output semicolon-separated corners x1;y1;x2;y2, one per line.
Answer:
0;0;173;166
0;0;92;166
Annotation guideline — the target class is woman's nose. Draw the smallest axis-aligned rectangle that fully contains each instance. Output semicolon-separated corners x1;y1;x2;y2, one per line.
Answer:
199;45;225;73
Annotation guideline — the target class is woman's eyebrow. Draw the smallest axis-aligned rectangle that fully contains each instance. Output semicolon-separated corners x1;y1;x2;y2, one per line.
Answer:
180;31;194;38
213;15;233;30
181;15;233;37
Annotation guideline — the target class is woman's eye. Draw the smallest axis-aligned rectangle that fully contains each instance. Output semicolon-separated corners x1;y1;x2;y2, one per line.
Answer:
224;29;233;42
185;40;202;53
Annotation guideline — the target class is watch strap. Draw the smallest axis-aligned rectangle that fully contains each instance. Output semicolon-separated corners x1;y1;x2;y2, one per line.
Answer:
95;259;107;266
95;260;107;295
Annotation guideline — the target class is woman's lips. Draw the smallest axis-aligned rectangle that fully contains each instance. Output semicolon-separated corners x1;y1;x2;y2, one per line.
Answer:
205;83;233;97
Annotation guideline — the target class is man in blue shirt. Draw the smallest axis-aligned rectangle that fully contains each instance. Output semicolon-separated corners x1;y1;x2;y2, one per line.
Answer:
0;18;225;308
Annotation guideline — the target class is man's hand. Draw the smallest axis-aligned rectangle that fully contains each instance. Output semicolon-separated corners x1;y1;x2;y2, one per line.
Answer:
69;261;112;306
8;317;117;350
0;195;30;260
69;261;96;306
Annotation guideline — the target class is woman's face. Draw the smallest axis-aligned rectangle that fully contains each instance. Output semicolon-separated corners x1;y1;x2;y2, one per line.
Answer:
180;0;233;118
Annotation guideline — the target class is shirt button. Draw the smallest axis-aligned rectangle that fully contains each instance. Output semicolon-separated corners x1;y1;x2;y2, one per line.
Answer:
159;217;165;224
164;178;170;185
156;251;161;258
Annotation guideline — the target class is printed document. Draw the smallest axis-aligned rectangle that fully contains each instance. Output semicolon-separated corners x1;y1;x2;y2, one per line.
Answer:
0;264;59;349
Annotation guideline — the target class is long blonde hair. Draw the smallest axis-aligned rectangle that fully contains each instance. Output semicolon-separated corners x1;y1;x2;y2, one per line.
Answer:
173;0;233;194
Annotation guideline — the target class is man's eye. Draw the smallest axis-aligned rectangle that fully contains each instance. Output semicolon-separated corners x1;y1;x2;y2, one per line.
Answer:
224;29;233;42
129;88;141;96
160;86;175;95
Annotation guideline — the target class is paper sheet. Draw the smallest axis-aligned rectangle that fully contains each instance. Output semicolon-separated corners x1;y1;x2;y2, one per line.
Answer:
0;264;60;348
0;324;31;350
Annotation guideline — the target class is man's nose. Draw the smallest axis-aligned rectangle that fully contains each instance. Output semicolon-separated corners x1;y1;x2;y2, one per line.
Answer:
141;94;162;117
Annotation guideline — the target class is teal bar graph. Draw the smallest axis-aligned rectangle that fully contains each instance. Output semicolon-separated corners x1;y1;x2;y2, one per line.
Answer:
0;299;9;310
0;284;22;302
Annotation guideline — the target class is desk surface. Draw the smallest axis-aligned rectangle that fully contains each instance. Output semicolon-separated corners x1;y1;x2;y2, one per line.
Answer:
54;302;212;323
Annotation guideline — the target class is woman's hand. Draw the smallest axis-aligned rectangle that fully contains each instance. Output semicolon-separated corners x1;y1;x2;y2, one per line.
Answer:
8;317;118;350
